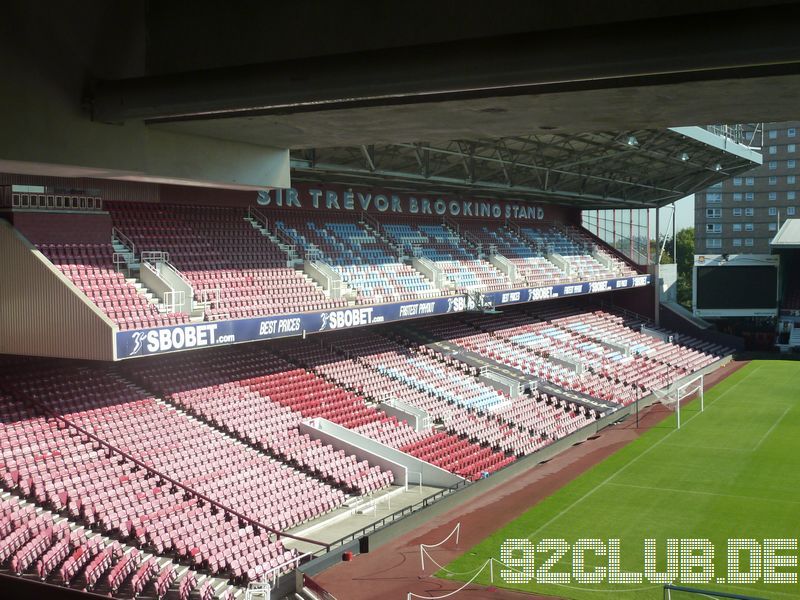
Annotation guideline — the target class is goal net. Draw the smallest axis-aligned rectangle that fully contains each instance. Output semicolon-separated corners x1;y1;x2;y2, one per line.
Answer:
652;373;704;429
664;583;766;599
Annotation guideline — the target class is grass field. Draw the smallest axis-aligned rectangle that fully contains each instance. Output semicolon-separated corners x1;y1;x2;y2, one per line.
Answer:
440;360;800;599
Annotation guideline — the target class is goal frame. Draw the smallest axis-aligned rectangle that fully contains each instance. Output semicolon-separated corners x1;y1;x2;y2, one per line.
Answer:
657;372;704;429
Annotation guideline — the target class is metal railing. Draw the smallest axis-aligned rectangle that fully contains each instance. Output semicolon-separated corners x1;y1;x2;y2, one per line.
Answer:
112;227;136;257
199;287;229;320
360;211;382;233
247;205;270;230
140;250;169;265
306;480;472;562
705;123;764;148
461;230;483;252
112;252;130;272
273;225;299;255
162;290;186;313
441;215;461;233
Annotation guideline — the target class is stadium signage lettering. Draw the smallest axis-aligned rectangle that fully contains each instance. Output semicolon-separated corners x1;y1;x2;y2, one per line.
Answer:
258;318;302;336
142;323;224;353
589;280;610;293
528;287;557;301
115;278;649;359
257;187;545;221
321;307;376;330
481;275;652;308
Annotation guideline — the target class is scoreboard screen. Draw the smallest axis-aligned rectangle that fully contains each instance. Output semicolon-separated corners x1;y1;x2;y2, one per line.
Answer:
696;266;777;310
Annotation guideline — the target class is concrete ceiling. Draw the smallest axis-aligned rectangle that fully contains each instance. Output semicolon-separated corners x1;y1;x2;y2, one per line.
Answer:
90;2;800;149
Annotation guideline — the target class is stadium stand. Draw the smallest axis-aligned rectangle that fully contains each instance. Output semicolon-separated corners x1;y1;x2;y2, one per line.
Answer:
0;191;736;600
0;365;346;587
380;218;515;291
36;242;189;330
274;215;446;303
107;202;346;319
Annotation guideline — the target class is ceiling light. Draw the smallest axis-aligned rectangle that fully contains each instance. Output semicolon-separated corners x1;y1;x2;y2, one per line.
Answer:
680;152;690;161
627;136;638;147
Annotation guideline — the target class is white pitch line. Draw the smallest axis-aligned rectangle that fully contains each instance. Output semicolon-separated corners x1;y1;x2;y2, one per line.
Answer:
752;405;792;452
606;481;800;506
524;365;762;541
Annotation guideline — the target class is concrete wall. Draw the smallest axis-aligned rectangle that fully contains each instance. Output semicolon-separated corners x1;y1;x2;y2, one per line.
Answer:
0;220;115;360
299;418;464;488
0;3;288;190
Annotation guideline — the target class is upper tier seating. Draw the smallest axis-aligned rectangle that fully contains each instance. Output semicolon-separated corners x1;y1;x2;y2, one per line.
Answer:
275;216;444;303
517;226;635;281
107;202;346;319
36;243;189;330
381;221;513;291
457;223;572;287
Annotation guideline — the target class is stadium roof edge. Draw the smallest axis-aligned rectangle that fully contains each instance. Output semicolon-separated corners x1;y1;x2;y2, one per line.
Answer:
669;126;763;164
771;218;800;249
289;127;762;210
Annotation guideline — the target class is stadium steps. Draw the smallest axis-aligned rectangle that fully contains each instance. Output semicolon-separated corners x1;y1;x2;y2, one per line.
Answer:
359;218;406;259
245;215;302;266
111;237;175;315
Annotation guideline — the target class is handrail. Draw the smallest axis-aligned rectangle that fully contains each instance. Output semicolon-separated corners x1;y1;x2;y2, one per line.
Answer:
441;216;460;233
253;551;313;586
140;250;170;265
112;253;129;272
201;287;229;320
310;479;472;559
461;230;483;252
247;206;270;231
504;220;522;236
273;226;299;256
112;227;136;256
37;406;330;551
360;211;382;233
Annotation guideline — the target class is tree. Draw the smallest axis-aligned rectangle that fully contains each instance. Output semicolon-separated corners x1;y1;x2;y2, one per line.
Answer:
673;227;694;308
649;239;674;264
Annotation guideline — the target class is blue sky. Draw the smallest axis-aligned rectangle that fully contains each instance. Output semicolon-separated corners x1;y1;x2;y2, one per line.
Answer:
654;194;694;237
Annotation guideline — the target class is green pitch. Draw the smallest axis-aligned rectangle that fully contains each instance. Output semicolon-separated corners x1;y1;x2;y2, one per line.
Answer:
440;360;800;599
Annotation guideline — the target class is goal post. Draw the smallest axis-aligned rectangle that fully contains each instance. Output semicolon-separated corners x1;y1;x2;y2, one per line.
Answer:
654;373;704;429
664;583;767;600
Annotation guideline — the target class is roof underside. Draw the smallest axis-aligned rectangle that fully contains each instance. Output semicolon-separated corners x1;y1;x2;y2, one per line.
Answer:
291;127;760;209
